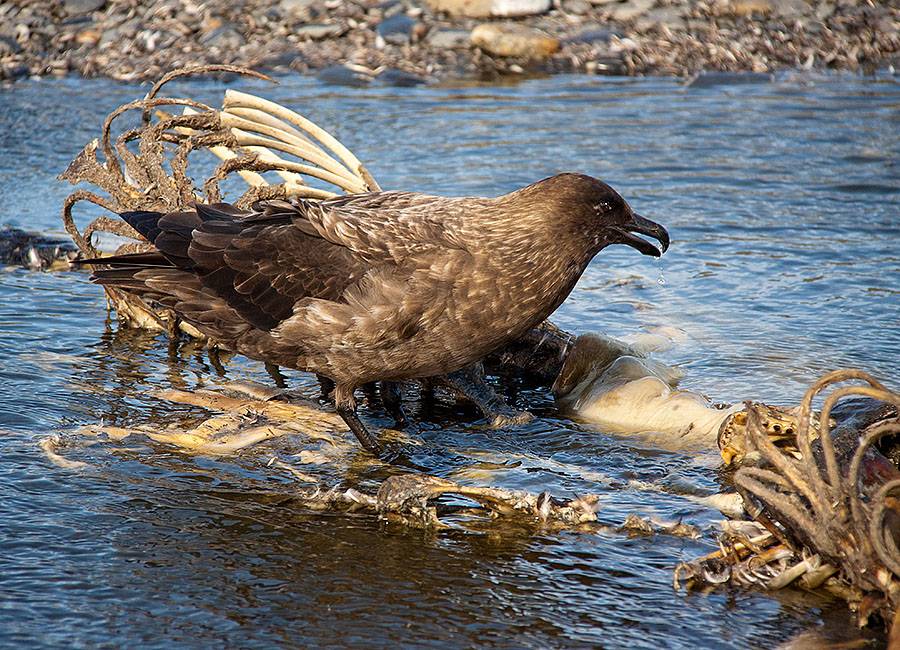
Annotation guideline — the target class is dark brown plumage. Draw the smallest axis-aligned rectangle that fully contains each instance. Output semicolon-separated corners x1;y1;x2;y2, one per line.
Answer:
83;173;669;455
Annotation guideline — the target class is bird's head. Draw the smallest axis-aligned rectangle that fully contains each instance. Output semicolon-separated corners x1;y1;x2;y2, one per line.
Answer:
541;173;670;258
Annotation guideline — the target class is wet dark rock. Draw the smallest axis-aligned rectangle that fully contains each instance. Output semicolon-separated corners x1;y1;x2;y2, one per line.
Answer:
687;71;774;88
376;13;421;46
316;64;374;87
59;15;93;26
0;227;79;271
585;52;627;75
377;68;428;86
563;27;615;45
0;64;29;82
259;51;298;69
0;34;21;56
295;23;346;40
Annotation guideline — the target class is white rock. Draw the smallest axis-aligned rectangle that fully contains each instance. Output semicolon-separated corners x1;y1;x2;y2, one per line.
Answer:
425;0;550;19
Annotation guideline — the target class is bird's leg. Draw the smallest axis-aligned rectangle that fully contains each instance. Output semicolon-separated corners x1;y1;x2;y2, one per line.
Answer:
380;381;410;428
436;361;534;428
333;385;383;456
316;374;335;399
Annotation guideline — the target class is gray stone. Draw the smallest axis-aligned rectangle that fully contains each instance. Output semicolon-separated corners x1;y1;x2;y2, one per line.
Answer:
295;23;346;40
608;0;655;21
61;0;106;15
635;7;687;31
279;0;321;21
199;25;246;50
426;28;471;49
376;13;420;46
562;0;592;15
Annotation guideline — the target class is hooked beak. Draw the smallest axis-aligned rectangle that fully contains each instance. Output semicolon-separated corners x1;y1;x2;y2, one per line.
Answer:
612;213;669;257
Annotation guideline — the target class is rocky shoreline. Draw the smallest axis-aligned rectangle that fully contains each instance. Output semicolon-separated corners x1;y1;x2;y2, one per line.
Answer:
1;0;898;85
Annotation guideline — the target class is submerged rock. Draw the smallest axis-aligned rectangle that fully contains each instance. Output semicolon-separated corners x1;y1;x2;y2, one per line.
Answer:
316;64;375;87
0;227;79;271
687;71;774;88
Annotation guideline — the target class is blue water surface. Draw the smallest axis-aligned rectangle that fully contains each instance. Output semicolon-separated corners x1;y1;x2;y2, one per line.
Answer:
0;70;898;649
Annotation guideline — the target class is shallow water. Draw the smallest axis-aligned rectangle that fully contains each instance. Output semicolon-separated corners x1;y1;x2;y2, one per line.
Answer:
0;71;898;648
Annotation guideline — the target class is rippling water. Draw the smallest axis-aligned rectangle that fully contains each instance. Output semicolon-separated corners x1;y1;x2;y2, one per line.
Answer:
0;71;898;648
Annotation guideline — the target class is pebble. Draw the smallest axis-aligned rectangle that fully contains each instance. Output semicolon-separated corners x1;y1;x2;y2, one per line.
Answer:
470;22;559;58
425;0;550;18
295;23;346;40
562;0;592;16
279;0;324;21
199;25;246;50
426;28;471;50
607;0;655;22
635;7;687;32
0;0;895;85
61;0;106;15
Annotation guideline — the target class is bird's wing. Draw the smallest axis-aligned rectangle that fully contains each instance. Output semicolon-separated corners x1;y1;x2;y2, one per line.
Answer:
184;206;371;332
94;204;370;334
296;191;470;265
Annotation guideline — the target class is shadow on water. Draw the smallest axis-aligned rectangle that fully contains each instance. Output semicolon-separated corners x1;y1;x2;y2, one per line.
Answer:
0;71;898;648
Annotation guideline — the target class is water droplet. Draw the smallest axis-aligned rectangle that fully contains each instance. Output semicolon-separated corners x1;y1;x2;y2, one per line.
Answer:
657;264;666;285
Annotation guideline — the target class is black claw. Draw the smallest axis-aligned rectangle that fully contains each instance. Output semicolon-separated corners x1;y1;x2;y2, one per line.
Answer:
437;361;526;425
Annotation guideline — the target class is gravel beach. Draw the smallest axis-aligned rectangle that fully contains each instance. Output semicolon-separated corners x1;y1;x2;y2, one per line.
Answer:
1;0;898;85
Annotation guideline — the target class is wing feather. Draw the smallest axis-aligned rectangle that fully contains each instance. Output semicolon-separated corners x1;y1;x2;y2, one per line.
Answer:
90;191;472;338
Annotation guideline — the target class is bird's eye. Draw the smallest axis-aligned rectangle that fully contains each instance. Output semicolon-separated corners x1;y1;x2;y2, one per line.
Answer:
596;201;612;213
